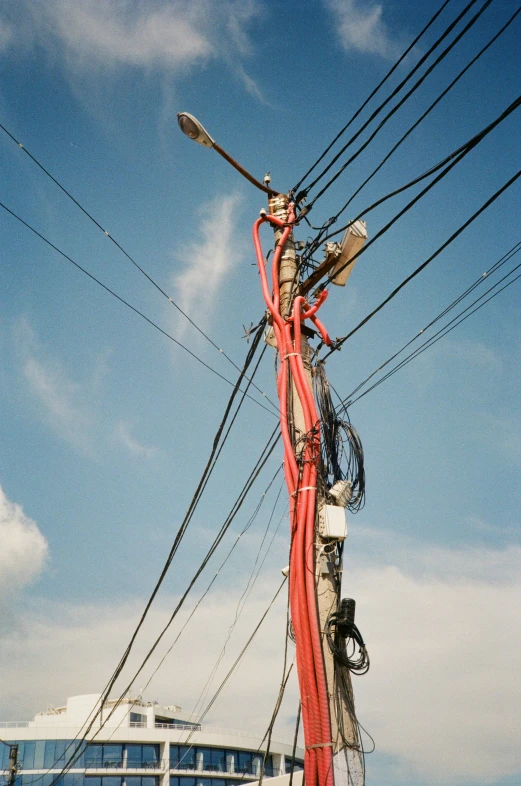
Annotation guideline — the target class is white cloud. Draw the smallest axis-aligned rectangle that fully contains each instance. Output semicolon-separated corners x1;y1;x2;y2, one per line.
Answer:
0;485;48;595
1;1;262;78
15;318;94;452
44;0;211;70
0;540;519;782
115;420;158;459
324;0;401;60
0;19;13;52
171;193;244;339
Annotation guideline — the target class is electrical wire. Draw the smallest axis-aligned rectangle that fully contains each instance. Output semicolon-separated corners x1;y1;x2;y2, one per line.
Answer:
189;477;285;720
338;241;521;407
300;93;521;291
342;254;521;409
102;474;285;747
291;0;454;195
0;199;278;419
0;120;276;409
322;167;521;357
184;578;288;732
296;0;487;203
332;4;521;225
35;340;278;785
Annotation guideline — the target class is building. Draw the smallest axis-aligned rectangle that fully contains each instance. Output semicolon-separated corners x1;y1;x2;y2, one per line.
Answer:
0;695;304;786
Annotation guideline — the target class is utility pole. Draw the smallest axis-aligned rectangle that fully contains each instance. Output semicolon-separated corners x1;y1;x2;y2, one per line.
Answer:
7;745;19;786
269;194;363;785
177;111;367;786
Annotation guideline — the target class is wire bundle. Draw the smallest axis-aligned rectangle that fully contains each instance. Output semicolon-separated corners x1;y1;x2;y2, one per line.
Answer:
314;363;365;513
252;205;334;786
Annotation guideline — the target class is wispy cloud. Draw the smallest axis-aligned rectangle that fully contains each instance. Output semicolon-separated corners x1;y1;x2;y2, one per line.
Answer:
170;192;244;339
324;0;401;60
14;318;156;459
115;420;158;459
0;484;48;596
0;1;263;79
15;318;94;453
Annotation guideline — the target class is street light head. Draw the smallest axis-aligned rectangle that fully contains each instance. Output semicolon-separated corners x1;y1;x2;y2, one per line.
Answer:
177;112;215;149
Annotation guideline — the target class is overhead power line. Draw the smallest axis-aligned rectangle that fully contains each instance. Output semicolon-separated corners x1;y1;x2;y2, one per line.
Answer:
296;0;487;204
300;94;521;291
331;4;521;225
0;200;278;418
291;0;454;194
0;120;274;406
323;168;521;358
339;244;521;408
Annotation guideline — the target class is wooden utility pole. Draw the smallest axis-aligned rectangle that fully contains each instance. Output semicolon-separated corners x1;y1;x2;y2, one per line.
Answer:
269;194;363;784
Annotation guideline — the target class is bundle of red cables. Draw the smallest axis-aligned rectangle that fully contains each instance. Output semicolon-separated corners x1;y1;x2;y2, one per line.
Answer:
253;205;334;786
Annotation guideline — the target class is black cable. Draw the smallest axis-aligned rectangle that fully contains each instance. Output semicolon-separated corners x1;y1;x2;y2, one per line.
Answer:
288;702;301;786
291;0;454;195
314;363;365;512
257;594;293;785
301;93;521;282
0;120;276;408
190;475;284;719
344;259;521;409
37;335;278;785
298;0;485;202
185;578;288;732
338;241;521;407
333;5;521;224
322;167;521;357
0;200;278;418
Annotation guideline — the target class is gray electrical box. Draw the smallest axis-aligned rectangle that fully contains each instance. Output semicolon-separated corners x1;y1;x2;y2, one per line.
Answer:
318;505;347;540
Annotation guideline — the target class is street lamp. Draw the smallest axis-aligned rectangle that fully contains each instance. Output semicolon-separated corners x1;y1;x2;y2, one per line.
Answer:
177;112;279;196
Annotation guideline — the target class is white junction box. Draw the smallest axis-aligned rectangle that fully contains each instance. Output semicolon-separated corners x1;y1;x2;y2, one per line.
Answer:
318;504;347;540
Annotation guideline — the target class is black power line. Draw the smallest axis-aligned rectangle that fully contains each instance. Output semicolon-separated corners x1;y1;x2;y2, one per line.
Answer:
331;4;521;225
296;0;486;203
322;167;521;358
291;0;454;195
0;120;274;407
340;249;521;409
301;93;521;291
0;200;278;418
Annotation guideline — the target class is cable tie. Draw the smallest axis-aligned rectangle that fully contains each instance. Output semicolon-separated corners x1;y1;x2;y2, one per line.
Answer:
305;742;334;750
283;352;300;359
291;486;316;496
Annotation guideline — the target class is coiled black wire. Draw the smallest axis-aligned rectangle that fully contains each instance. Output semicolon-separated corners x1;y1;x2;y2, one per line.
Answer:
314;362;365;512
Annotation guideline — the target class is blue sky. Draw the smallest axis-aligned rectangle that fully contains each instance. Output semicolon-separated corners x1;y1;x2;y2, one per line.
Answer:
0;1;520;784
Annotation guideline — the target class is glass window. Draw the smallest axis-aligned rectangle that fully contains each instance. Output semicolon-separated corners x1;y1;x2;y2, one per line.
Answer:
86;778;101;786
176;748;195;771
285;757;303;773
103;746;123;767
200;749;225;773
34;742;46;770
85;745;103;768
140;778;157;786
129;714;145;725
125;746;142;767
43;742;56;769
141;747;158;767
236;752;253;775
102;777;122;786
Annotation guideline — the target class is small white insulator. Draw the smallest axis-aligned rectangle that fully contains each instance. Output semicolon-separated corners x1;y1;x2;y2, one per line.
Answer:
264;172;271;185
281;565;290;577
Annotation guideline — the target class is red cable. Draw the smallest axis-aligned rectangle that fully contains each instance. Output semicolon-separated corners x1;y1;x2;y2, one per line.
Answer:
252;210;334;786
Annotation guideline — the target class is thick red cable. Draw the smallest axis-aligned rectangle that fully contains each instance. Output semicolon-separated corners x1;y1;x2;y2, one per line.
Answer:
252;209;334;786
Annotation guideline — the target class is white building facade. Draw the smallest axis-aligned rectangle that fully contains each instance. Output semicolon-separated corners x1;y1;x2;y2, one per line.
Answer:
0;695;303;786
